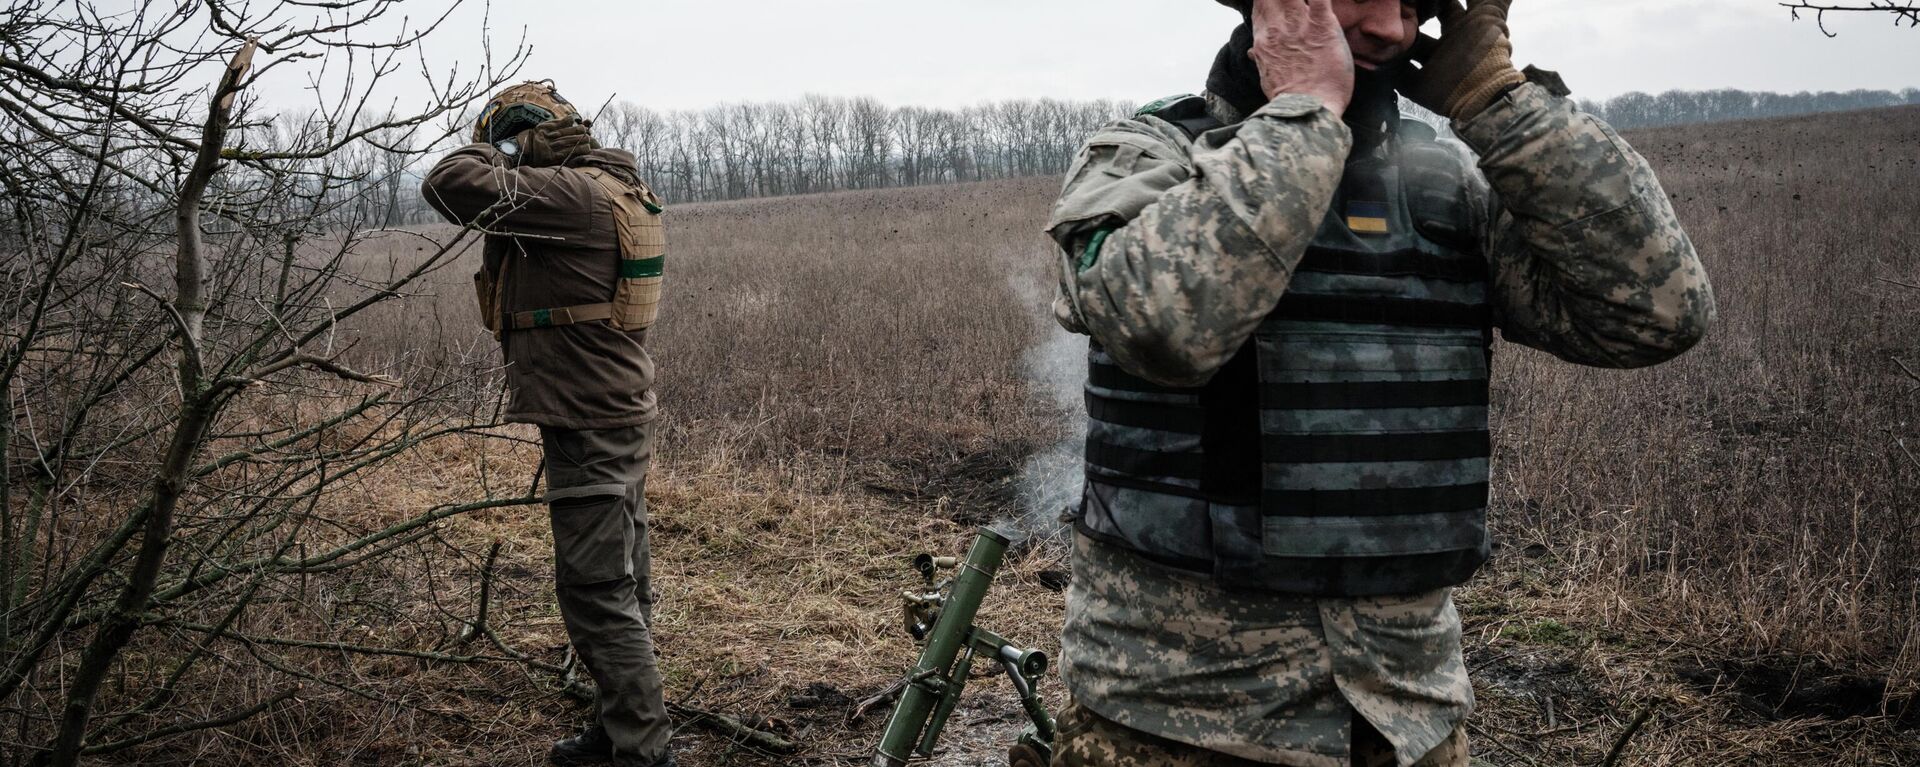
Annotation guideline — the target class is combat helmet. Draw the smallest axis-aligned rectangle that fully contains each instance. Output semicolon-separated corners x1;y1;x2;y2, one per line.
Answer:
471;80;580;145
1214;0;1443;21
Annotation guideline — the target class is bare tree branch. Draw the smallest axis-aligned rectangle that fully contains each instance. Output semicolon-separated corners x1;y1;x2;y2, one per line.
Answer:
1781;1;1920;36
1;1;530;760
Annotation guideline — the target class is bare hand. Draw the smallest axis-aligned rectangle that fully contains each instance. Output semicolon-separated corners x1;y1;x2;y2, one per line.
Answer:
1248;0;1355;118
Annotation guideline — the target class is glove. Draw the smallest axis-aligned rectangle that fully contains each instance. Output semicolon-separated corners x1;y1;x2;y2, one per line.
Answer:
517;116;596;167
1401;0;1529;121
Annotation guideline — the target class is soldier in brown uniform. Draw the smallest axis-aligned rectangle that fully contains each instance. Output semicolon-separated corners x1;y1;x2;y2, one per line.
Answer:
422;81;674;767
1043;1;1713;766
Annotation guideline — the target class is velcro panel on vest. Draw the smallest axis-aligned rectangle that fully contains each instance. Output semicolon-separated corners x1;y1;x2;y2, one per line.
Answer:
1078;478;1221;570
580;167;667;332
1083;347;1208;495
1072;129;1496;596
1253;318;1492;533
1079;479;1491;595
474;269;501;335
1399;133;1480;250
1252;154;1492;568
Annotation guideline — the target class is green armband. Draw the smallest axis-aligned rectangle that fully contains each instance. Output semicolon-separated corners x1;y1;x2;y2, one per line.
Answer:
1077;228;1114;273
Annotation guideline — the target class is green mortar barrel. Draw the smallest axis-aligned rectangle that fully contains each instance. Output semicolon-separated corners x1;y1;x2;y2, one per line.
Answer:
870;528;1011;767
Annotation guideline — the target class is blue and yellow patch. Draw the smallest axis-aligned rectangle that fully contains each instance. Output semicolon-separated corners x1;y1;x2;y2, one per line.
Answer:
1347;201;1390;235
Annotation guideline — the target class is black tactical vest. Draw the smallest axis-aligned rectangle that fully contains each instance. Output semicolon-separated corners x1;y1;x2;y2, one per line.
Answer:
1076;96;1494;597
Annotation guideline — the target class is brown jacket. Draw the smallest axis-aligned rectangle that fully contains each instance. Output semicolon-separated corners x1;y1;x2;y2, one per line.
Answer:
422;144;658;429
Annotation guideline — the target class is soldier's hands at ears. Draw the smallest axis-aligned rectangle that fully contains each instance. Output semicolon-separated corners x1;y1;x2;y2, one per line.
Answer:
518;116;598;168
1248;0;1354;118
1402;0;1528;121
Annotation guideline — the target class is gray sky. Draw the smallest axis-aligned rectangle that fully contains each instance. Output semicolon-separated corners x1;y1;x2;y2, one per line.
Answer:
262;0;1920;114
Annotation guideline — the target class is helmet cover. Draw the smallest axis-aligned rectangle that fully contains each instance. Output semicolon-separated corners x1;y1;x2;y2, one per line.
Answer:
472;80;581;144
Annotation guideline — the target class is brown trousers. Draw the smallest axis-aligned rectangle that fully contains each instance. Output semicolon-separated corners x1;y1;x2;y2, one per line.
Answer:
1050;700;1468;767
542;424;670;764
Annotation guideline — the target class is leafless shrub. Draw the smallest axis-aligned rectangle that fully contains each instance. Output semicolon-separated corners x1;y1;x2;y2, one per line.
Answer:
0;2;534;764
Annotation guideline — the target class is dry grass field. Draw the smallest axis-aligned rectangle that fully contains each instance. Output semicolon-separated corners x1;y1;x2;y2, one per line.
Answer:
93;105;1920;766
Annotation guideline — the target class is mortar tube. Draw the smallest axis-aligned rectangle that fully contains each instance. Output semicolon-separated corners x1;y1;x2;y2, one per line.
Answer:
870;528;1010;767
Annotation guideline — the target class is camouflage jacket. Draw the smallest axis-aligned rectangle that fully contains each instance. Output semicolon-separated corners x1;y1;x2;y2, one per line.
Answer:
1045;83;1713;764
423;145;659;430
1047;84;1713;384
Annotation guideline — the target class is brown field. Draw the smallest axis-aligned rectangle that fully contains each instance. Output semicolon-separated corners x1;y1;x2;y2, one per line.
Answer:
75;105;1920;766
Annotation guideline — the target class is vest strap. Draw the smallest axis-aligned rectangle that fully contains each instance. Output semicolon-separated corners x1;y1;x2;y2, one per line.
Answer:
503;301;614;330
1170;113;1224;140
1080;479;1492;596
1262;430;1492;464
1261;380;1490;410
1086;441;1207;482
1268;294;1492;329
1087;395;1206;434
1263;482;1490;518
1297;248;1488;282
1089;360;1201;395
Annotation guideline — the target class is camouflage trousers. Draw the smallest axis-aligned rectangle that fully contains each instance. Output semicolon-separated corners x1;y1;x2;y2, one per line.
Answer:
541;424;671;764
1050;700;1469;767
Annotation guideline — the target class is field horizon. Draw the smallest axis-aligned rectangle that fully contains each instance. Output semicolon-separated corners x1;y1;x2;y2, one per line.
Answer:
7;102;1917;766
337;103;1920;766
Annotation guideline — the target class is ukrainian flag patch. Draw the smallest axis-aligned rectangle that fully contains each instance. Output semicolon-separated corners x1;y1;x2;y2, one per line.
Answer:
1347;201;1390;235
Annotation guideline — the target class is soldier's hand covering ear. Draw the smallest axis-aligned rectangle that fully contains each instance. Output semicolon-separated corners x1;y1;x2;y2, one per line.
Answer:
1402;0;1528;121
519;116;596;167
1248;0;1355;117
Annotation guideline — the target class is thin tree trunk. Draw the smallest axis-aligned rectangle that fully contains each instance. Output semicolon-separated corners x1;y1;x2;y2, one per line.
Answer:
35;39;254;767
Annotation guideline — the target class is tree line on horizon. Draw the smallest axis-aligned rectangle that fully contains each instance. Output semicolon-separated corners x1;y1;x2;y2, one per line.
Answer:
1579;86;1920;130
364;85;1919;225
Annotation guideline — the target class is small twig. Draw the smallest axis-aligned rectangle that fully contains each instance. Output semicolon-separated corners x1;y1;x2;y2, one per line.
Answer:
1466;720;1547;767
666;702;799;755
219;352;401;391
515;649;796;753
527;459;546;500
79;687;299;756
848;677;908;724
448;539;504;648
168;620;522;665
1600;698;1663;767
1893;356;1920;385
120;282;203;373
355;227;452;248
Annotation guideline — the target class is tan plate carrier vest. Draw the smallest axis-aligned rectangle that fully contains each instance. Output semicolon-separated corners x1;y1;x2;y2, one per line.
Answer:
474;166;666;337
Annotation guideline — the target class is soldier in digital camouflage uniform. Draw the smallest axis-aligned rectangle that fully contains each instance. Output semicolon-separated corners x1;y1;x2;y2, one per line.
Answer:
422;81;675;767
1042;1;1712;765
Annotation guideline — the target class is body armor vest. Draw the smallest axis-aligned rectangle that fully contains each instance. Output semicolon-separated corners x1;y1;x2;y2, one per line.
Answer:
1077;96;1493;596
473;166;666;338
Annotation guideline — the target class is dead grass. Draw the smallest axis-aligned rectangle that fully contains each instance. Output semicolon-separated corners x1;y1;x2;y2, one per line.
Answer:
1486;106;1920;674
81;107;1920;765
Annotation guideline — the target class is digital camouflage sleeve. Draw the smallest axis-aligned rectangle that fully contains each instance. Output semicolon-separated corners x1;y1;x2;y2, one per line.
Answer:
1460;83;1715;366
1045;94;1353;387
1046;82;1715;379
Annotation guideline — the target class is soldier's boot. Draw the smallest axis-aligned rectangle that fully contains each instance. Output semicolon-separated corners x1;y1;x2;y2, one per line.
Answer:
549;727;677;767
549;727;611;765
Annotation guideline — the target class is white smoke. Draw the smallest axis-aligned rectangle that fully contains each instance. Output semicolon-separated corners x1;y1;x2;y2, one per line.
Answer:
1002;266;1087;544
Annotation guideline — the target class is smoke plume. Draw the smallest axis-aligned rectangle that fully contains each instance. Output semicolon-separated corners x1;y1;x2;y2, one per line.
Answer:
999;267;1086;544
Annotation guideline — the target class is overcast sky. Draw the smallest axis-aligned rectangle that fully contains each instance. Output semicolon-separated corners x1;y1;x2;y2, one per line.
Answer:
259;0;1920;114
